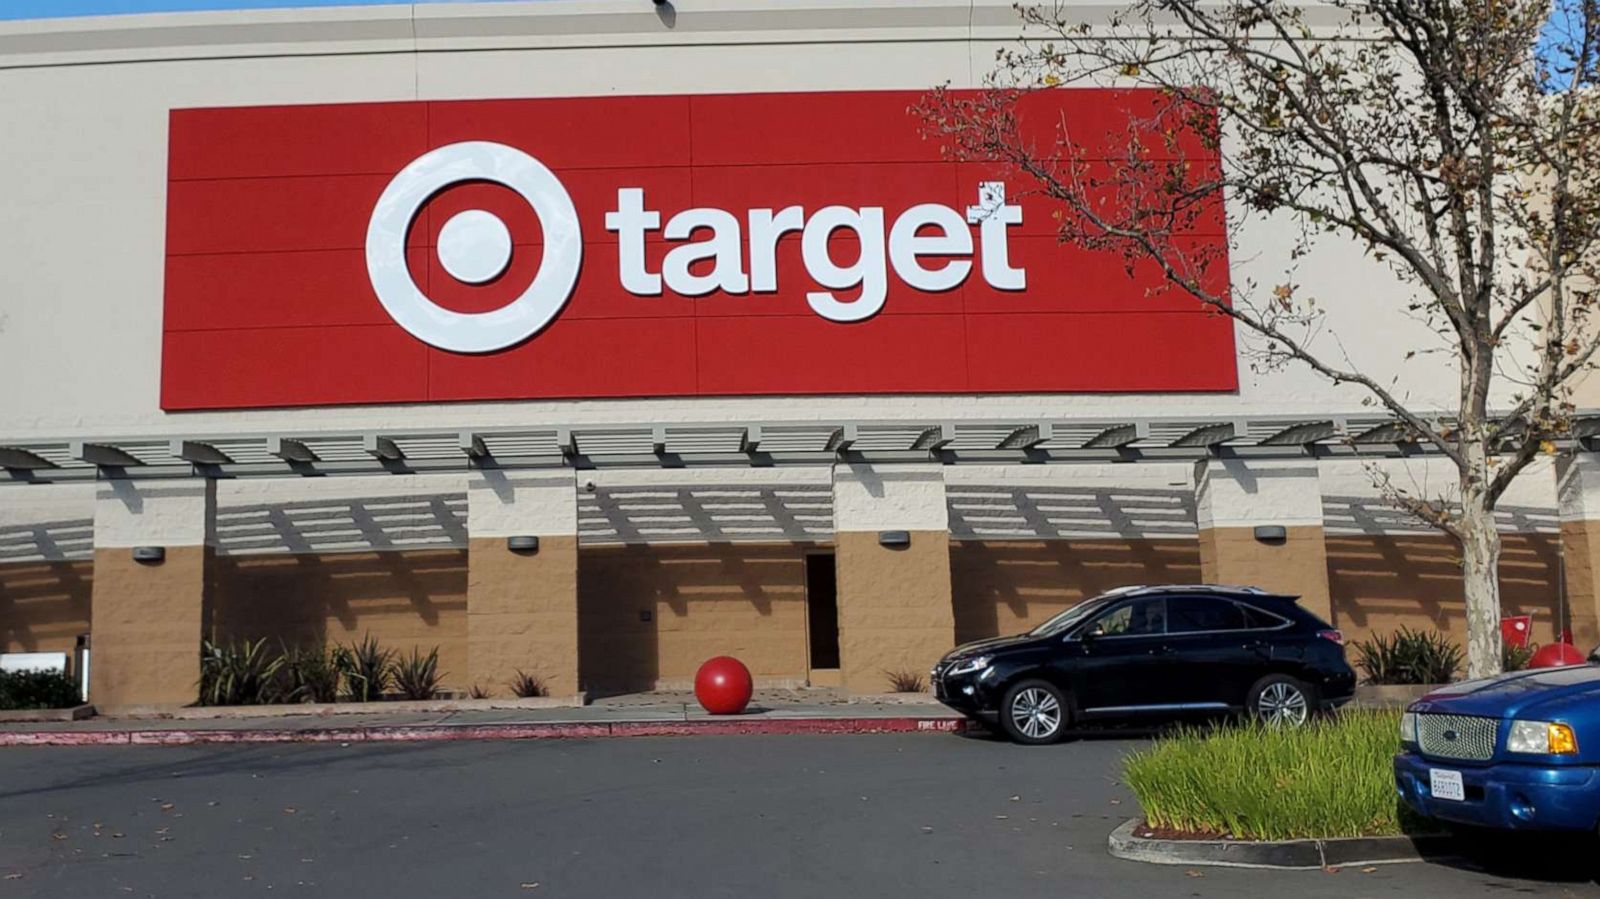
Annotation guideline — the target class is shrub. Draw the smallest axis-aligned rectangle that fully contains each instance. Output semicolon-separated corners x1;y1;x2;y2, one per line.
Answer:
391;647;443;701
199;638;286;706
1351;627;1463;684
0;668;81;710
883;669;926;693
508;670;547;698
1123;710;1418;841
467;683;491;700
334;634;394;702
278;644;340;704
1503;642;1537;672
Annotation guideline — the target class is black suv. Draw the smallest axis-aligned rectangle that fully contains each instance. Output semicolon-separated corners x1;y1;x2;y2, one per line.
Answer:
932;584;1356;744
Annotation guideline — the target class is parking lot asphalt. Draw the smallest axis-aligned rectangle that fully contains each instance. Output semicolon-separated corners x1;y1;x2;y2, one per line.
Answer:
0;731;1594;898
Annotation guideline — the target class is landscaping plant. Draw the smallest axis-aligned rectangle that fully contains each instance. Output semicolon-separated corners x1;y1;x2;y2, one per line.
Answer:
467;683;491;700
199;637;287;706
1503;642;1537;673
1123;710;1414;841
335;634;395;702
1351;627;1464;685
391;647;444;701
0;668;81;711
883;669;925;693
279;643;340;704
508;670;547;699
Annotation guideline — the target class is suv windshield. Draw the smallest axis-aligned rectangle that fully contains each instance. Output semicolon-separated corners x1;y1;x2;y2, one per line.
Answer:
1028;594;1119;637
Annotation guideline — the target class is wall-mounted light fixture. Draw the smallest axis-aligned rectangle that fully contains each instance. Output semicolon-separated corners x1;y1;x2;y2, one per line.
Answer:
1253;525;1288;544
132;546;166;564
878;530;911;548
506;535;540;553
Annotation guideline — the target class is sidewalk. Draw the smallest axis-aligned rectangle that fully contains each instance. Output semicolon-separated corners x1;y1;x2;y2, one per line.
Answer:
0;690;968;747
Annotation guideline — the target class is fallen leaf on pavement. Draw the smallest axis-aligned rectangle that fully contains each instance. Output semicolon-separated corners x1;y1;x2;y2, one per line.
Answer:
1184;869;1204;878
1324;866;1341;874
1361;866;1377;873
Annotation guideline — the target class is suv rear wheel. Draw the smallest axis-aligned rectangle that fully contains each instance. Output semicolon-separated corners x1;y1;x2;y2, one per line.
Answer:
1000;679;1069;745
1247;674;1314;727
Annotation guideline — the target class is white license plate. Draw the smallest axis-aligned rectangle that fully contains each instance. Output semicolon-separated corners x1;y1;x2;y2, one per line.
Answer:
1429;768;1465;802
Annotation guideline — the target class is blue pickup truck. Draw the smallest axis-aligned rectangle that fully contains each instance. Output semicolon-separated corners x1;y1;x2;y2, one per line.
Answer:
1395;659;1600;831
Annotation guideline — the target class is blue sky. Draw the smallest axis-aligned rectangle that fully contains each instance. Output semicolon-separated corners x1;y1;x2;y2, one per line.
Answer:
0;0;512;20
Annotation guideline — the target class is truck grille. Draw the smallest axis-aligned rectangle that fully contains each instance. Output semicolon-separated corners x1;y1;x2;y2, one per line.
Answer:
1417;713;1498;761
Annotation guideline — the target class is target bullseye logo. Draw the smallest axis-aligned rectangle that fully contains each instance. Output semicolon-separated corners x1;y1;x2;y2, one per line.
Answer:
365;141;582;353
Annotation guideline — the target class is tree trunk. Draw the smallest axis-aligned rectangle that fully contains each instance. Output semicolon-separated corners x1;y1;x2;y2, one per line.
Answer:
1458;480;1504;680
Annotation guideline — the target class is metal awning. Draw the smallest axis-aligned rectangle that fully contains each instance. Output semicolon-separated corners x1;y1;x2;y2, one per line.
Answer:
4;413;1595;483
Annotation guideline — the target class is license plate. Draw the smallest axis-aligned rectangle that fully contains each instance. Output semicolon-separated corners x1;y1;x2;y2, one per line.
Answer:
1429;768;1465;802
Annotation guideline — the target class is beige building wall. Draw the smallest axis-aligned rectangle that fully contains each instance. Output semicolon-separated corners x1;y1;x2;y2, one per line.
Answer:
465;471;581;698
1198;525;1333;621
577;543;813;694
834;531;954;693
467;535;579;698
210;549;469;692
0;560;92;655
1559;453;1600;648
949;539;1202;645
1195;461;1333;623
832;464;955;693
88;480;216;712
1326;534;1564;648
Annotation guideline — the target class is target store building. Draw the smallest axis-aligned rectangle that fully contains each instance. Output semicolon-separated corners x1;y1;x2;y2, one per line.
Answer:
0;0;1591;712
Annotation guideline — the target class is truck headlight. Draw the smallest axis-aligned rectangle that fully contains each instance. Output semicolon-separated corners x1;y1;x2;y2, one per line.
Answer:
945;655;992;677
1400;711;1418;745
1508;720;1579;755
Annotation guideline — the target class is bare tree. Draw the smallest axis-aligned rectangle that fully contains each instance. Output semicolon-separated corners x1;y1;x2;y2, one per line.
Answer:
920;0;1600;677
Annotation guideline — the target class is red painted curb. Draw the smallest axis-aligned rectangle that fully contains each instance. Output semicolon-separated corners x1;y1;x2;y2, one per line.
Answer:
0;717;967;748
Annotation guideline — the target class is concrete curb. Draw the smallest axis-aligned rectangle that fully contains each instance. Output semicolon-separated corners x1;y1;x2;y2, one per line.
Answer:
107;695;586;720
1107;819;1454;870
0;715;968;747
0;704;95;724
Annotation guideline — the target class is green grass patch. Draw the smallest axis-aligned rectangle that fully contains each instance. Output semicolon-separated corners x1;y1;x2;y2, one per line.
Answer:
1123;710;1414;841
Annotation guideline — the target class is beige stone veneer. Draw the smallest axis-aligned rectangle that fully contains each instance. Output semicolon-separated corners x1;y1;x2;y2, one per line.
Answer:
467;535;579;698
89;545;211;712
1200;525;1333;624
835;530;954;694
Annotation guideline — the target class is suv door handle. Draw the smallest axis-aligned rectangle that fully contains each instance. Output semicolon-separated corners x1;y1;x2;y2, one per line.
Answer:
1148;645;1176;656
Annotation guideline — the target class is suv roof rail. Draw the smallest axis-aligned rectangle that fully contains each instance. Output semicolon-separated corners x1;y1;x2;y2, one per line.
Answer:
1120;583;1301;601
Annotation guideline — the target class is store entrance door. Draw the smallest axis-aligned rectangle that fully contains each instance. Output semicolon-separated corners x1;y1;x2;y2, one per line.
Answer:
806;552;840;683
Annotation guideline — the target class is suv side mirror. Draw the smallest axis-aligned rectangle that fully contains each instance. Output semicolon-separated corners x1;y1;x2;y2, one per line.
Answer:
1079;624;1106;642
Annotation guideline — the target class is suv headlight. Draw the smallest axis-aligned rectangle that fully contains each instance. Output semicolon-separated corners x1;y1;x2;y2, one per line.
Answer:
1400;711;1418;745
946;655;992;676
1508;720;1579;755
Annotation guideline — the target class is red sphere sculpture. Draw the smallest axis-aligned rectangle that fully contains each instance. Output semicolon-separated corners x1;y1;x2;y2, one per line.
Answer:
1530;642;1588;669
694;656;753;715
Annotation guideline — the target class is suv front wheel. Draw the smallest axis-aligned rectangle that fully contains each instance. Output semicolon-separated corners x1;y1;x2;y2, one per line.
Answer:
1000;679;1070;745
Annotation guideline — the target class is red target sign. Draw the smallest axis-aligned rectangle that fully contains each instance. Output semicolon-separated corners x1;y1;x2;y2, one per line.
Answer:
161;90;1237;410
